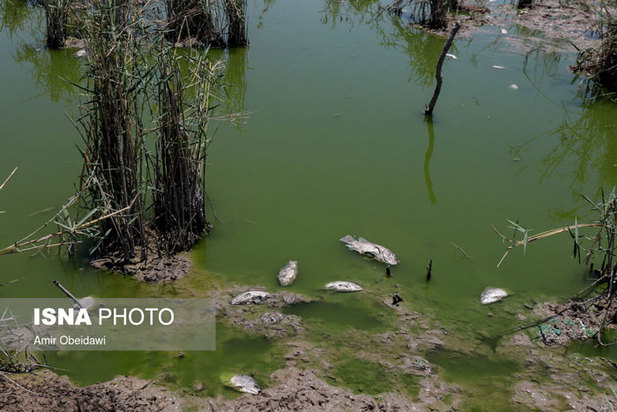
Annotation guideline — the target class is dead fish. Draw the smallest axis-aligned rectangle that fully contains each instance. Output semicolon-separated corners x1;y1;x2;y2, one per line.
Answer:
509;84;519;90
480;287;508;304
340;235;399;265
277;261;298;286
229;375;261;394
492;65;505;69
326;281;363;292
74;49;87;58
446;53;458;60
231;291;270;305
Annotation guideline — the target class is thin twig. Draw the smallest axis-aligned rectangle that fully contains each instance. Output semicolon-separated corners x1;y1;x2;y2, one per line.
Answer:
0;167;17;193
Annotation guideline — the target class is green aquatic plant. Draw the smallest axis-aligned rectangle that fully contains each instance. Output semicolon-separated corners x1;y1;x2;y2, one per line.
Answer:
494;189;617;344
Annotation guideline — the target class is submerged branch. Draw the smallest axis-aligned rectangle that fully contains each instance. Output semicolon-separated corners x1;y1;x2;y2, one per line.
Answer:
424;22;460;115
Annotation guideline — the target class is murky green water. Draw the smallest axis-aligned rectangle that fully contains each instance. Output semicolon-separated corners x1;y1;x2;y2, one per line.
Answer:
2;0;617;405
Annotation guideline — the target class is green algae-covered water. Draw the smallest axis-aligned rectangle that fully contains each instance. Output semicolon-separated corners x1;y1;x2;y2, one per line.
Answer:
2;0;617;406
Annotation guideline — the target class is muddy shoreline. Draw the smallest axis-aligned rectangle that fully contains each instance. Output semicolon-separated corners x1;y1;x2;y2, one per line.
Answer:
3;278;617;410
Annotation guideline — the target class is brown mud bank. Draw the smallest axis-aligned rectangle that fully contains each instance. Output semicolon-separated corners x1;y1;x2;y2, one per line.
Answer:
432;0;615;52
91;252;192;282
0;366;438;411
526;298;617;346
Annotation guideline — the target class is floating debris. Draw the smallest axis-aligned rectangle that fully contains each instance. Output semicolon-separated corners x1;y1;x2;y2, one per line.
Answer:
508;84;519;90
446;53;458;60
227;375;261;394
340;235;399;265
326;281;363;292
501;28;508;34
480;287;508;304
74;49;87;58
492;65;506;69
277;260;298;286
231;291;271;305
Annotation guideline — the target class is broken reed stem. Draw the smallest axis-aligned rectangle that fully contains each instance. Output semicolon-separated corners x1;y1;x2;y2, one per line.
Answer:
492;222;602;267
0;168;17;193
0;196;136;257
451;241;471;258
425;22;460;115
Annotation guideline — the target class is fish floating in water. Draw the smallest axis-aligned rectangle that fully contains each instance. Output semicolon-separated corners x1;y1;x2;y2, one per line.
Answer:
277;261;298;286
326;281;363;292
339;235;399;265
480;287;508;304
74;49;87;58
227;375;261;394
231;291;270;305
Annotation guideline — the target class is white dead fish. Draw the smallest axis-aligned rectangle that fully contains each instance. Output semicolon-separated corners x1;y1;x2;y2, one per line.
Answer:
326;281;363;292
74;49;87;58
228;375;261;394
508;84;519;90
492;65;506;69
446;53;458;60
277;261;298;286
231;291;270;305
501;28;508;34
340;235;399;265
480;287;508;304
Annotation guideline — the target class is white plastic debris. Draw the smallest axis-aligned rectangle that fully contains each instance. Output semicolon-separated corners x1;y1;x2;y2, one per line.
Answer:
508;84;519;90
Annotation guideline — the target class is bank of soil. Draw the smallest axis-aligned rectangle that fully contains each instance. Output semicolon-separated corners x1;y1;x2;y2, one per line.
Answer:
91;252;192;282
450;0;614;52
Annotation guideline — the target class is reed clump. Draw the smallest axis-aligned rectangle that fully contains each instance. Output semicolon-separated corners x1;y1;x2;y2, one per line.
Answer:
225;0;248;47
165;0;248;48
153;48;219;253
69;1;220;268
165;0;225;47
42;0;69;48
386;0;450;30
572;12;617;96
75;0;148;262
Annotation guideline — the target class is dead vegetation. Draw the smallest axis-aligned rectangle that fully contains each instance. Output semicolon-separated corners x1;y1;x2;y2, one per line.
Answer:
574;18;617;97
495;189;617;346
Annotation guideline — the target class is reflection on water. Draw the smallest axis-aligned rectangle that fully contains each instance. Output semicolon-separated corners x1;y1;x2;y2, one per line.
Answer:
0;0;38;40
424;116;437;204
321;0;378;29
14;45;82;103
222;47;248;127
